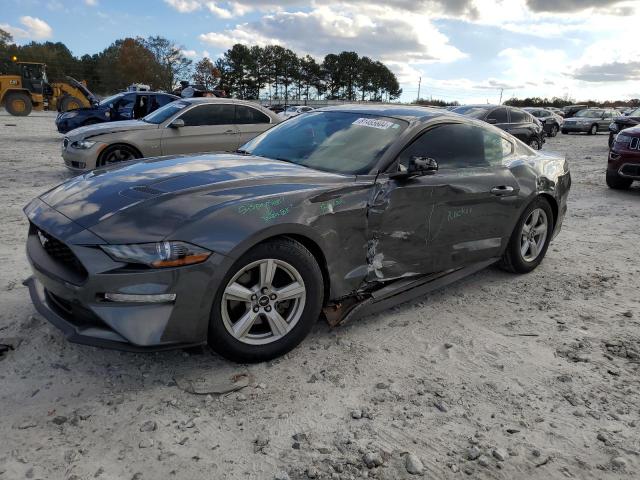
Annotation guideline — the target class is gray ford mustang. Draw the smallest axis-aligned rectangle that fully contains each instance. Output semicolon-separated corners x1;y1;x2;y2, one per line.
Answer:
24;105;571;362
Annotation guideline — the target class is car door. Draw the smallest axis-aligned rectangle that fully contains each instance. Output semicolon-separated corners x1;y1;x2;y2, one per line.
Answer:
506;108;530;142
113;93;136;120
600;110;614;130
161;103;240;155
367;122;525;280
485;107;510;134
235;105;274;146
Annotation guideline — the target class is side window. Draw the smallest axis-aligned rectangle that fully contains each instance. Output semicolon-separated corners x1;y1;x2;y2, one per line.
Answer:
115;94;136;113
178;104;235;126
509;109;527;123
133;95;149;118
487;107;508;124
156;95;175;108
235;105;271;124
398;123;511;170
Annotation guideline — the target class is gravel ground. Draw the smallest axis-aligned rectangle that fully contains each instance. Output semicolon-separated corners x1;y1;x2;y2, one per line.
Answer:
1;110;639;480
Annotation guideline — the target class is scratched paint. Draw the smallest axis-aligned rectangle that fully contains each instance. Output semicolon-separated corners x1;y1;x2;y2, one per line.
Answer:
447;206;472;222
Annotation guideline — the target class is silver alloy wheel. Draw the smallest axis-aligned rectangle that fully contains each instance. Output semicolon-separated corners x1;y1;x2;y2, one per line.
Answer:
221;258;306;345
103;147;136;165
520;208;548;262
551;125;558;137
590;124;597;135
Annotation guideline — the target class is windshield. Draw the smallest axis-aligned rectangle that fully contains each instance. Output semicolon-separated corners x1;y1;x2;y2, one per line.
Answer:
451;106;488;119
98;93;123;107
285;106;298;112
628;108;640;117
142;100;188;124
575;109;602;118
240;111;407;175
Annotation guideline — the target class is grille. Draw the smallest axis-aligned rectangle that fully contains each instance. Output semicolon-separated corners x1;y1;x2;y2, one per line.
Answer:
34;226;88;279
620;164;640;178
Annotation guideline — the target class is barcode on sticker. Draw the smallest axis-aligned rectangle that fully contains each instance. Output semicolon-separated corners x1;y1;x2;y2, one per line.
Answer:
352;118;394;129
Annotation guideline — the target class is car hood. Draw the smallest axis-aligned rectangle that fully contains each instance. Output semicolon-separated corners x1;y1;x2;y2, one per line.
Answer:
66;120;156;140
37;153;349;241
614;116;640;125
565;116;600;122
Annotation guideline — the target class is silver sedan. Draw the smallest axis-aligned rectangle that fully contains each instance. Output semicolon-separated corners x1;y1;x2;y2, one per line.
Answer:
61;98;281;171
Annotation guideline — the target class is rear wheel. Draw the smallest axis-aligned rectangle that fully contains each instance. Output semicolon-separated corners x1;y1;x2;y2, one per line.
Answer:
97;144;141;167
499;197;553;274
549;124;559;137
60;96;82;112
208;239;323;363
606;170;632;190
588;124;598;135
5;92;32;116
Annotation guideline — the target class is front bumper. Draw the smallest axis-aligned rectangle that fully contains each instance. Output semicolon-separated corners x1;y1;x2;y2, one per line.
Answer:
24;199;227;351
608;148;640;179
61;140;105;172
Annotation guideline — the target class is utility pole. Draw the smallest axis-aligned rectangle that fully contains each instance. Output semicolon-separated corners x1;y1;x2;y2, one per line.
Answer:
417;76;421;102
499;88;504;105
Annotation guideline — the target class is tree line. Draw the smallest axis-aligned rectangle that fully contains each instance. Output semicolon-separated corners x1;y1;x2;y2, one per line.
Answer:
1;28;401;102
194;44;401;102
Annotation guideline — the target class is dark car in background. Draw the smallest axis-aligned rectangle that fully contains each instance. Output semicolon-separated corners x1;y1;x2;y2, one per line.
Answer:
607;125;640;189
452;105;545;149
609;107;640;147
523;107;563;137
562;105;589;118
24;105;569;362
562;108;617;135
55;91;179;134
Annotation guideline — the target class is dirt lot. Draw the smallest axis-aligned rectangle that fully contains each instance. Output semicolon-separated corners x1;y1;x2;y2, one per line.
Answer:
0;110;639;480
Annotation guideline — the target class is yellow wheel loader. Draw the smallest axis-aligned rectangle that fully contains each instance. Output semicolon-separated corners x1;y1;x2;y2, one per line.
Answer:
0;61;95;116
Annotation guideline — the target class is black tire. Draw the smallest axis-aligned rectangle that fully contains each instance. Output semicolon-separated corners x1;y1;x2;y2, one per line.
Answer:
60;96;83;112
588;124;598;135
499;197;554;274
208;238;324;363
5;92;32;116
608;134;615;149
528;137;541;150
549;124;559;137
561;129;568;135
97;144;141;167
606;170;632;190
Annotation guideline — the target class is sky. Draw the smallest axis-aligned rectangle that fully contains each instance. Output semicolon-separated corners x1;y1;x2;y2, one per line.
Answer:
2;0;640;103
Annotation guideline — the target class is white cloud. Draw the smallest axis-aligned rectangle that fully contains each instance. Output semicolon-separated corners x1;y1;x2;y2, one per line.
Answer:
85;0;98;6
0;16;53;40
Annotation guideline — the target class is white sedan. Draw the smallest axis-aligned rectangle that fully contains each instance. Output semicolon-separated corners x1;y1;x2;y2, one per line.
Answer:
279;105;314;119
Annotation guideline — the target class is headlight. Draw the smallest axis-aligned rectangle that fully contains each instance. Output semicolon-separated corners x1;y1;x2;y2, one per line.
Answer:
71;140;96;149
609;123;618;132
101;241;211;268
104;111;111;118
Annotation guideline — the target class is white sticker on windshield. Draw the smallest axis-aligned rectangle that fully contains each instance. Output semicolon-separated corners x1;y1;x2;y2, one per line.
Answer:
352;117;394;130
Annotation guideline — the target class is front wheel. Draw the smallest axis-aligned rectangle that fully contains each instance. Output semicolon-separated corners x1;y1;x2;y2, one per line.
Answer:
499;197;553;274
549;124;559;137
5;92;32;116
588;124;598;135
97;144;141;167
208;239;324;363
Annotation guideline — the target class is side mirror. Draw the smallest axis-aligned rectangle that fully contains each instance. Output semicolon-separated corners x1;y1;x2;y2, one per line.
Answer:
169;119;185;128
391;156;438;179
486;118;498;124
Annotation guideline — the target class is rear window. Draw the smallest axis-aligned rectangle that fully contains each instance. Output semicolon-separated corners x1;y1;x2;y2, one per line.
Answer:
509;109;528;123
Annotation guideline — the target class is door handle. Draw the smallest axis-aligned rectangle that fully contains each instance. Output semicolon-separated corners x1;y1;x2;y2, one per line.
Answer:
490;185;515;196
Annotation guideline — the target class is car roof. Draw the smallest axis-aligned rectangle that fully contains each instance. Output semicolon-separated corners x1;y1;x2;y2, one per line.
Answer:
180;97;268;107
317;104;448;122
